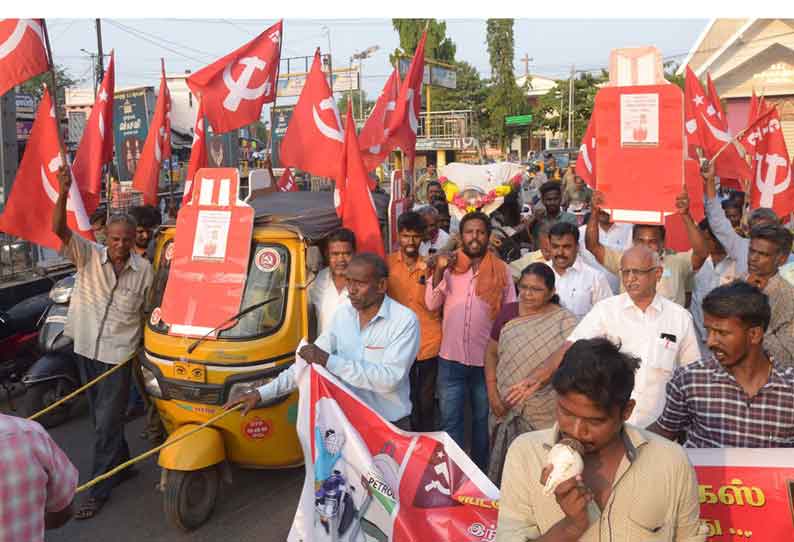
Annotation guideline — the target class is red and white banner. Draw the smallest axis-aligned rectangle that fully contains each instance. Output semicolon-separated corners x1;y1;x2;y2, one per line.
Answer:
289;357;499;542
277;167;298;192
187;20;282;134
132;63;171;206
737;106;793;215
575;115;597;189
0;19;49;97
385;32;425;163
159;168;254;338
0;89;93;250
183;99;208;206
280;49;344;181
686;448;794;540
72;50;115;216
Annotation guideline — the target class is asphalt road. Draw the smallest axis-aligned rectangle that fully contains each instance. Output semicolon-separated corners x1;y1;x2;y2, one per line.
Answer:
2;399;305;542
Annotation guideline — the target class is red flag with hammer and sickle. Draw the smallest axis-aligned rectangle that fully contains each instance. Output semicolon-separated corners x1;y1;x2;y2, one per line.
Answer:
187;20;282;134
0;19;49;97
276;167;298;192
279;49;345;182
0;89;93;250
386;31;426;159
576;114;597;189
132;62;171;206
71;50;115;216
182;99;207;205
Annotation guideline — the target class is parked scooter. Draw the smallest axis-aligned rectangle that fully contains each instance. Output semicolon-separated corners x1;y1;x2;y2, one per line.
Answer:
0;292;51;409
21;275;80;427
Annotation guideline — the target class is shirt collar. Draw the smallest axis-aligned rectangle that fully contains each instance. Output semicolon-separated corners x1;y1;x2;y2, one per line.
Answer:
101;247;139;272
544;423;647;463
706;354;791;389
620;292;663;313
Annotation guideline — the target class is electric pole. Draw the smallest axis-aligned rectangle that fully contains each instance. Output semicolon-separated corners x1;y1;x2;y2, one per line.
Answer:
95;19;105;82
567;65;575;148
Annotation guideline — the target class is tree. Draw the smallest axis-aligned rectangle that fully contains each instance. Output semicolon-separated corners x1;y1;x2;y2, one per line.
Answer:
664;60;685;90
483;19;529;150
390;19;456;63
531;70;608;147
336;90;374;121
433;60;489;132
18;64;81;104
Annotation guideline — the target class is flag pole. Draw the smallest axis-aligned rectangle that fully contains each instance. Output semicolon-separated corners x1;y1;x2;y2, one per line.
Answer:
161;58;174;212
265;22;283;166
41;20;67;158
710;105;776;163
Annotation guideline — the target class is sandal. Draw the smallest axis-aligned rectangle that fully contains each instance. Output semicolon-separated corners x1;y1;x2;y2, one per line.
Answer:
75;497;107;520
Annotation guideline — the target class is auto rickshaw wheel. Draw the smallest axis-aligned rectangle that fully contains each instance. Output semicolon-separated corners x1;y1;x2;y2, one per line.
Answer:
163;466;219;531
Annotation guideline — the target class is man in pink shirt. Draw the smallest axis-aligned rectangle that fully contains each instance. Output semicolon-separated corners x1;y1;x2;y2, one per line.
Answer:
0;413;78;541
426;211;517;470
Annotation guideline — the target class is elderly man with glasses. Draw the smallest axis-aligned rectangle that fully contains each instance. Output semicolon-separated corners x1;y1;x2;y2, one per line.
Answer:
506;245;700;429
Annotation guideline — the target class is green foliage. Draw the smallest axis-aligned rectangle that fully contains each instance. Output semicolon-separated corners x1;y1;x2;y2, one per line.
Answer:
390;19;456;64
336;90;374;121
433;60;488;116
483;19;529;149
532;70;607;146
18;64;81;104
664;60;685;90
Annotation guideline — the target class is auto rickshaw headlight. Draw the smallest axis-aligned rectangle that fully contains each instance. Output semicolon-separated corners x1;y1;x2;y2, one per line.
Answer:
141;365;163;398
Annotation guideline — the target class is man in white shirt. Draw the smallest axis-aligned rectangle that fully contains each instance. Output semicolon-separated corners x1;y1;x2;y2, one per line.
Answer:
546;222;612;319
309;228;355;337
506;245;700;428
577;210;633;293
417;205;451;257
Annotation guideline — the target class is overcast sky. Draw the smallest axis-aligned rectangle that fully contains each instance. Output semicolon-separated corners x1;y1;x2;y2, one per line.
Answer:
46;18;708;100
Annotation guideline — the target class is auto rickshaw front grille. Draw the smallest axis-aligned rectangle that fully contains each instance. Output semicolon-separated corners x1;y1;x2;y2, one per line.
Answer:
161;381;223;405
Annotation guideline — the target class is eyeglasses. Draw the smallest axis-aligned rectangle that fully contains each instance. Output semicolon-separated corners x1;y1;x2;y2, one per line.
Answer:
619;267;659;278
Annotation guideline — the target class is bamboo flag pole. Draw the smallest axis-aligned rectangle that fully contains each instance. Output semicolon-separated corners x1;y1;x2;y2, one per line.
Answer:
41;20;67;159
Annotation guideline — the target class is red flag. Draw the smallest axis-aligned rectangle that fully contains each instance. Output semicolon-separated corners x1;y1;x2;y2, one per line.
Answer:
576;114;597;188
748;90;760;126
187;21;281;134
706;73;725;120
279;49;344;181
339;106;384;257
684;67;751;180
132;62;171;206
0;19;48;97
386;32;426;156
0;89;93;250
182;99;207;205
71;51;115;216
276;167;297;192
737;106;793;215
359;68;400;172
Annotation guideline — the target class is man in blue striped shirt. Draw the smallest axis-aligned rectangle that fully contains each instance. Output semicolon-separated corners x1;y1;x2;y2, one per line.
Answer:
228;253;420;429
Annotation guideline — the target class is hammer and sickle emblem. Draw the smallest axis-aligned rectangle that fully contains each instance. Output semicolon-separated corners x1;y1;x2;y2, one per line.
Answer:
407;89;419;135
40;154;91;232
312;97;344;143
222;56;271;112
0;19;44;60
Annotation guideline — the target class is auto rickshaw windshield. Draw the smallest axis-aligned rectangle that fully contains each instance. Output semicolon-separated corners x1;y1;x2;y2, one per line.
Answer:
148;240;290;339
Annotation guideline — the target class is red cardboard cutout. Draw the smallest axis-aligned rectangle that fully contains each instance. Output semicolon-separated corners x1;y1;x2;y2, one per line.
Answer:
160;168;254;338
595;84;685;225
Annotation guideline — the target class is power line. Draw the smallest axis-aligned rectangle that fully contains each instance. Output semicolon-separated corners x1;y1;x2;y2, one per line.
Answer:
107;20;217;60
103;20;209;65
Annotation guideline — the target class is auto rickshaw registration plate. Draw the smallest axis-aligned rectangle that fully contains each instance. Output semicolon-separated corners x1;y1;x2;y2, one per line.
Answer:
173;361;206;383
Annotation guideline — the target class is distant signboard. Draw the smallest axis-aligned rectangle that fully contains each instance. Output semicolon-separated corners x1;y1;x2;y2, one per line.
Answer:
16;120;33;140
15;94;36;115
113;87;155;182
270;105;294;169
277;67;359;97
505;114;533;126
205;125;239;169
398;58;457;89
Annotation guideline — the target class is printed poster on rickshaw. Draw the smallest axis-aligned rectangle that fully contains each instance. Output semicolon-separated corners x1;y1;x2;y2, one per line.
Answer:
192;210;231;261
620;93;659;147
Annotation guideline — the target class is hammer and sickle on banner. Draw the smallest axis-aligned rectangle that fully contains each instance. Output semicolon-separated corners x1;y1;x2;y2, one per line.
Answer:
222;56;270;112
755;152;791;209
40;155;91;231
368;100;396;154
312;97;344;143
0;19;44;60
407;89;419;135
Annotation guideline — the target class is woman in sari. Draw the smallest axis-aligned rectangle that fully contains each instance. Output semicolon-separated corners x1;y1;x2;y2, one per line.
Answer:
484;263;577;485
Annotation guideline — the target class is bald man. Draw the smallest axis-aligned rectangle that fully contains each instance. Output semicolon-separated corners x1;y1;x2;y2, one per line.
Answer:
506;246;700;427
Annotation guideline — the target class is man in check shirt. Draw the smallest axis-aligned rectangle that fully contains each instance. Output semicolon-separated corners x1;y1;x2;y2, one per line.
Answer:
507;246;700;428
546;222;612;319
426;211;517;470
650;282;794;448
585;190;708;306
52;167;153;519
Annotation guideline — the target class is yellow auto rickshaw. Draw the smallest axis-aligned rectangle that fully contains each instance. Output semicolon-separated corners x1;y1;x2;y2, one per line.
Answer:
140;188;389;531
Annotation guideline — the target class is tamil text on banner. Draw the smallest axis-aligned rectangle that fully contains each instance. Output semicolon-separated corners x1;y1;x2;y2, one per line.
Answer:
686;448;794;540
158;168;254;338
289;358;500;542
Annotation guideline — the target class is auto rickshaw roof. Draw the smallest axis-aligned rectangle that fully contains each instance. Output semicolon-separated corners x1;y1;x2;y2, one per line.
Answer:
248;190;389;242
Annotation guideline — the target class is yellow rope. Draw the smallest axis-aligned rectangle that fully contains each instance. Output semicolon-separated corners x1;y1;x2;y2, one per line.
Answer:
75;404;243;494
27;356;133;422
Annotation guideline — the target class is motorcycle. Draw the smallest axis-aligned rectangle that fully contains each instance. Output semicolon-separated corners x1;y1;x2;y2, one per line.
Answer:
20;275;81;428
0;292;51;409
